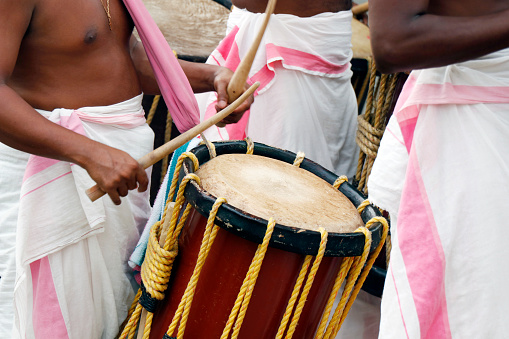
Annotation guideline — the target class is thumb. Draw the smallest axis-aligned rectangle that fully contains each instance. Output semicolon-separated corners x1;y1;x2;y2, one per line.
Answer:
216;87;229;111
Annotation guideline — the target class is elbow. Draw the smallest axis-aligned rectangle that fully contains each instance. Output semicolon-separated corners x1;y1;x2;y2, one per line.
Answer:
371;38;411;74
370;28;420;74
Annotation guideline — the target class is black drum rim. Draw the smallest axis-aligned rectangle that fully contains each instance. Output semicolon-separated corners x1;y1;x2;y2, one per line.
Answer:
181;140;383;257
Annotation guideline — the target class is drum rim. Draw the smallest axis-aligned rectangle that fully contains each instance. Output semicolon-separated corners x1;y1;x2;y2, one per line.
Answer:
181;140;383;257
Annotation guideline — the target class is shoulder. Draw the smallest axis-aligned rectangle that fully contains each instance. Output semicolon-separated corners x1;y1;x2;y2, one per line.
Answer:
0;0;37;28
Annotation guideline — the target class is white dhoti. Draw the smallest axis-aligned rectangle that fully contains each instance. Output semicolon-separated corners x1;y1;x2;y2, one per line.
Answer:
197;7;359;177
369;49;509;338
0;94;154;338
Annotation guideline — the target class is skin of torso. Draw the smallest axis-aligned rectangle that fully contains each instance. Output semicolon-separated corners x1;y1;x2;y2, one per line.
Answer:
8;0;140;111
232;0;352;17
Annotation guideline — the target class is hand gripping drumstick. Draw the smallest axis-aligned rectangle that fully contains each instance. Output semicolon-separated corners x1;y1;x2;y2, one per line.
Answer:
85;81;259;202
224;0;277;102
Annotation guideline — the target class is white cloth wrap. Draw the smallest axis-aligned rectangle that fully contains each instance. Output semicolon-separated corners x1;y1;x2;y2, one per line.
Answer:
0;94;153;338
369;48;509;339
198;7;359;177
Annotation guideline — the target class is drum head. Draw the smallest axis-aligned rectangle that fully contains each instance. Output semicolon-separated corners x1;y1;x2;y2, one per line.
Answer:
196;154;364;233
182;141;383;257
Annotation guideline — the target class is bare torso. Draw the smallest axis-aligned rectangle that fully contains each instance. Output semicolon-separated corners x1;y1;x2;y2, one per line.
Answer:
232;0;352;17
8;0;140;111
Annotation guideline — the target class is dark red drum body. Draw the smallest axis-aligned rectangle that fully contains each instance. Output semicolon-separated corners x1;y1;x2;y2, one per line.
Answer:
149;141;383;339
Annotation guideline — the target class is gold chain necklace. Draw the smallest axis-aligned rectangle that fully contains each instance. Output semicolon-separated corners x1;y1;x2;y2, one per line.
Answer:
100;0;112;30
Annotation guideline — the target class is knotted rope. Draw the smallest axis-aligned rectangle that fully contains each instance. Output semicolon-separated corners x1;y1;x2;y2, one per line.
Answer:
119;153;200;339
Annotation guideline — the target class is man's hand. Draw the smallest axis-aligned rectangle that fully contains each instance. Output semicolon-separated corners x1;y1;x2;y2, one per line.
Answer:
81;144;148;205
178;60;255;125
212;66;254;125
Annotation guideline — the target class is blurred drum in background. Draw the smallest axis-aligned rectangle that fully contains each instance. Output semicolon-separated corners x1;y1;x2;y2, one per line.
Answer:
142;0;231;62
140;0;232;202
351;18;372;114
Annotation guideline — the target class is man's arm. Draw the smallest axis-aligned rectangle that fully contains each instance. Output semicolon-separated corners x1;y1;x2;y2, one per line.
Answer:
369;0;509;73
129;36;253;124
0;0;148;205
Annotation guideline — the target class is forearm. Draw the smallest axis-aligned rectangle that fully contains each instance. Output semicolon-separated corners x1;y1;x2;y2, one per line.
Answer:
130;36;220;94
0;84;103;168
370;2;509;73
178;59;218;93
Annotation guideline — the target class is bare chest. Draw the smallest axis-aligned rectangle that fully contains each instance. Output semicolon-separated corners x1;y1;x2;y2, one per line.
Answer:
24;0;132;53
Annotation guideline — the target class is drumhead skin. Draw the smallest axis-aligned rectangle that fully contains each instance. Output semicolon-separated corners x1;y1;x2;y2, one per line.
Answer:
182;141;383;257
196;154;364;233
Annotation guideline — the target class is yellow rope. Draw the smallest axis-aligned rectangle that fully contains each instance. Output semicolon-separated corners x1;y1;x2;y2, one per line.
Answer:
165;152;200;213
245;137;254;155
141;221;179;300
313;257;354;339
166;197;226;338
335;217;389;333
323;226;372;339
221;218;276;339
333;175;348;189
378;75;398;130
119;157;201;339
292;152;306;167
165;175;200;250
357;200;371;214
386;234;392;268
322;202;389;338
200;133;217;159
275;256;313;339
146;95;160;125
231;218;277;339
284;228;328;339
125;289;141;326
119;303;142;338
354;152;366;184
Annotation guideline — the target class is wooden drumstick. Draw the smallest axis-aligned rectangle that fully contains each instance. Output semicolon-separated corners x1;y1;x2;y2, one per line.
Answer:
85;81;260;202
352;2;369;16
225;0;277;102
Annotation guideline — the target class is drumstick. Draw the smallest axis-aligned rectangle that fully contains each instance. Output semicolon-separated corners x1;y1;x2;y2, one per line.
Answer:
85;81;260;202
225;0;277;102
352;2;369;15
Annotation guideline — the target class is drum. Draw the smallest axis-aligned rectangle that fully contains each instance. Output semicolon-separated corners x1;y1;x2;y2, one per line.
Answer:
134;140;387;339
141;0;231;62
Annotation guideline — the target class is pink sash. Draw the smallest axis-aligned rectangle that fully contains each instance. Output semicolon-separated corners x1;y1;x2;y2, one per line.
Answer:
123;0;200;132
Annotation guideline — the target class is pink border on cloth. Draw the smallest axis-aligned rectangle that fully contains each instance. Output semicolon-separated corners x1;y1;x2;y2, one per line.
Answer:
396;149;451;339
122;0;200;132
22;113;86;182
205;25;350;140
30;257;69;338
393;74;509;338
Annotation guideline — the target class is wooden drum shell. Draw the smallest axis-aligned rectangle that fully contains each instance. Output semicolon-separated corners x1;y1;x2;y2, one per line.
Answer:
148;141;384;338
150;208;343;339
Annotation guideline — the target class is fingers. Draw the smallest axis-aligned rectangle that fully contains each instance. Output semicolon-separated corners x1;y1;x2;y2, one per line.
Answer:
136;168;149;193
214;86;254;126
104;170;147;205
107;190;122;206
